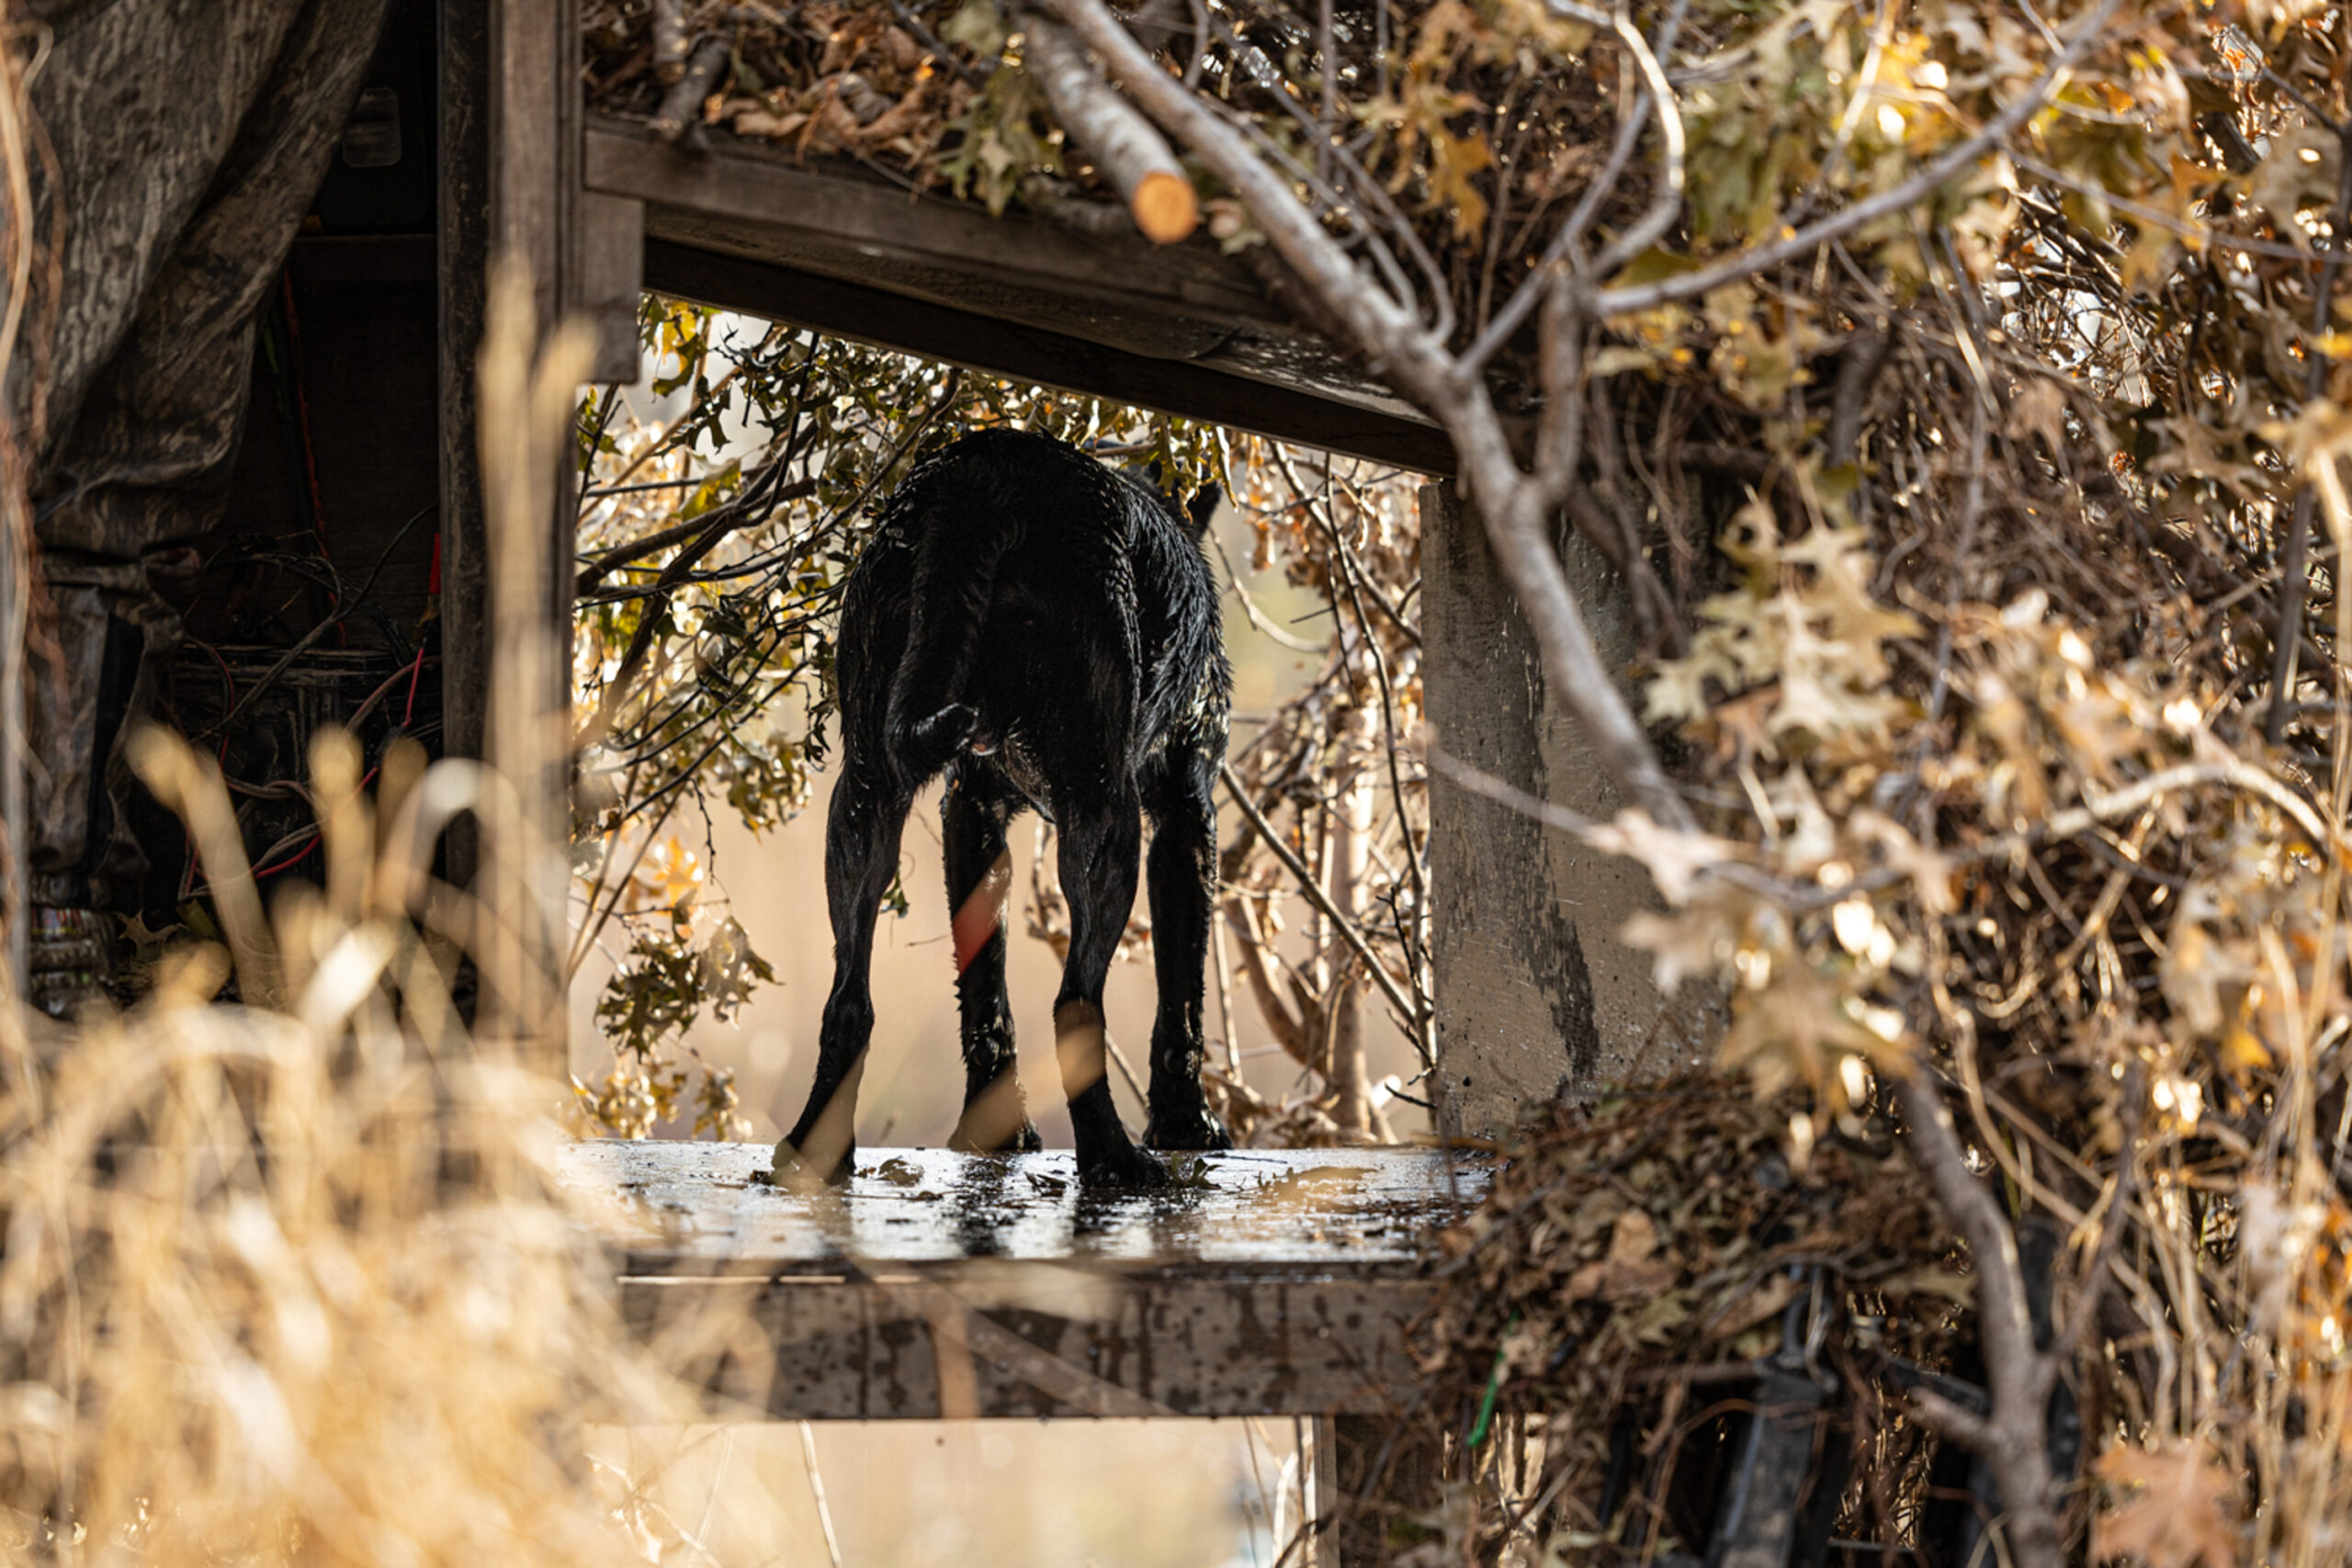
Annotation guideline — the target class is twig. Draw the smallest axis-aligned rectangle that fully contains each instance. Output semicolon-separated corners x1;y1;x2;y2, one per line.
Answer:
577;474;818;593
1220;761;1428;1060
2266;123;2352;742
652;0;690;83
1207;525;1326;653
888;0;991;85
1022;15;1198;243
1585;0;2123;317
797;1422;845;1568
1040;0;1696;836
2064;1063;2143;1355
1894;1066;2064;1568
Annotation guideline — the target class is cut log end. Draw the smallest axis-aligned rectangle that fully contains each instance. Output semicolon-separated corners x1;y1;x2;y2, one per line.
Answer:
1130;170;1199;244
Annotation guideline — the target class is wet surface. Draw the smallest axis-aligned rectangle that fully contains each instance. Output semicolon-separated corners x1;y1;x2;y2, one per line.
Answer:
561;1142;1493;1277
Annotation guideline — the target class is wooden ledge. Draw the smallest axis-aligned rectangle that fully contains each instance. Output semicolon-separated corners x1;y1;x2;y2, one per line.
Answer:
562;1141;1489;1420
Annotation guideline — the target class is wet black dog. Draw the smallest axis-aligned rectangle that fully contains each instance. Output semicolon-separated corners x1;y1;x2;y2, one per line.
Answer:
773;427;1234;1189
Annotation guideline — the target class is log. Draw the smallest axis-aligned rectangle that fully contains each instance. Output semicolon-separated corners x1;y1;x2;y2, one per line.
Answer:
649;37;729;145
652;0;689;83
1021;16;1197;244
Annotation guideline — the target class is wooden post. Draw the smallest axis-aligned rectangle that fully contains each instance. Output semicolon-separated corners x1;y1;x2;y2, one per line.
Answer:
444;0;597;1073
1420;479;1718;1135
437;0;491;880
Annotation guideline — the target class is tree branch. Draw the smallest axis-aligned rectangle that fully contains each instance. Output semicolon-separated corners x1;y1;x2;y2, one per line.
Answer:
1036;0;1697;837
1895;1067;2064;1568
1220;761;1430;1058
1585;0;2121;317
1021;16;1200;243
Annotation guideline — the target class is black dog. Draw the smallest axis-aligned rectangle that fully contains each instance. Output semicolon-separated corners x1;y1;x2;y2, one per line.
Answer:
773;428;1234;1189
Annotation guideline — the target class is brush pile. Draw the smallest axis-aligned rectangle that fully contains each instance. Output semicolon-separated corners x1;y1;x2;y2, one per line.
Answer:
1417;1079;1965;1551
583;0;1041;209
580;0;1635;285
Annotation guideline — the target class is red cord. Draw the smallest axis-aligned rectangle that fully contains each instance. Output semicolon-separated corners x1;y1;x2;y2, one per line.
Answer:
401;643;427;726
278;271;335;592
250;835;322;881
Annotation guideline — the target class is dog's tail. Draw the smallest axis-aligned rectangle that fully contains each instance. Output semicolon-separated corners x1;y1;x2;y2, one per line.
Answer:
885;497;1009;783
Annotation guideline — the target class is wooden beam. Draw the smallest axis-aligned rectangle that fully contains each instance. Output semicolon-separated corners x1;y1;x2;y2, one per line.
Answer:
617;1270;1435;1420
567;1141;1485;1422
576;190;644;381
645;241;1456;475
587;119;1450;464
586;121;1277;333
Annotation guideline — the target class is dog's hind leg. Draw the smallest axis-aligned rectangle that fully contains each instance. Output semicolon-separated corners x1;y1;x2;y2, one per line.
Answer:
943;772;1042;1154
775;758;911;1184
1052;789;1167;1188
1141;742;1232;1152
886;502;1011;783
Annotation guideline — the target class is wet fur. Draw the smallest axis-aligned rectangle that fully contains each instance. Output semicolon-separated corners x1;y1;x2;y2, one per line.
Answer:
776;428;1234;1189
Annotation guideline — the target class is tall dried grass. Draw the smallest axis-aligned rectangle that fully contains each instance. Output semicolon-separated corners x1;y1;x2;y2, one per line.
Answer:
0;264;729;1563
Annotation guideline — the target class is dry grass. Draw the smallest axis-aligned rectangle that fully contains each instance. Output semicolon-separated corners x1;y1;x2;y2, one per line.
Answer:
0;261;730;1566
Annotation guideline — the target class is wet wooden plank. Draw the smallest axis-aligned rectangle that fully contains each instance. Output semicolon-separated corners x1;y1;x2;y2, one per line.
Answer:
566;1142;1486;1420
616;1269;1438;1419
562;1142;1487;1277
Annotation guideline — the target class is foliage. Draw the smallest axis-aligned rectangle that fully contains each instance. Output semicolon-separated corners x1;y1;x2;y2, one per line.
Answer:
1419;1077;1962;1553
0;733;738;1563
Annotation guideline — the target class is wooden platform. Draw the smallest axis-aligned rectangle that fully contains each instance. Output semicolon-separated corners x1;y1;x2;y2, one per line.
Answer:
563;1141;1488;1422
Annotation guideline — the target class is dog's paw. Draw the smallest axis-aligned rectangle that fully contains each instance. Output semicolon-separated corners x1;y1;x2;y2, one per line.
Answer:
1077;1139;1170;1190
770;1135;857;1188
947;1119;1044;1156
1143;1108;1232;1152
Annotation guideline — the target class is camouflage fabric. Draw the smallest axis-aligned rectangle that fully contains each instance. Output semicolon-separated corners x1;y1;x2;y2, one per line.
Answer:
13;0;390;936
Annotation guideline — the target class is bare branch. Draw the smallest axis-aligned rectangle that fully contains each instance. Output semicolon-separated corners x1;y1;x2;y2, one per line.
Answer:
1038;0;1700;833
1894;1068;2064;1568
1220;761;1430;1059
1588;0;2121;317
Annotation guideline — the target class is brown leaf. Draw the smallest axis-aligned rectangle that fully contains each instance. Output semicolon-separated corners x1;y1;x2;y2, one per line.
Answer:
1703;1273;1797;1339
1566;1210;1676;1301
2092;1442;2239;1568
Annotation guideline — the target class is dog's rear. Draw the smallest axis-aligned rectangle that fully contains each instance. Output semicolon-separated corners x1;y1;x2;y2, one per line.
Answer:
777;429;1232;1189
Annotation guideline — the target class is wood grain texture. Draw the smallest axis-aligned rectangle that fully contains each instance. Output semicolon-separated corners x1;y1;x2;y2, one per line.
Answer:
641;242;1455;474
564;1141;1487;1421
586;120;1272;326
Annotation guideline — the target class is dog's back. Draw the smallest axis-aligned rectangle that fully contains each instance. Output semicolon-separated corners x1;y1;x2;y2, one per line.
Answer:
838;426;1227;803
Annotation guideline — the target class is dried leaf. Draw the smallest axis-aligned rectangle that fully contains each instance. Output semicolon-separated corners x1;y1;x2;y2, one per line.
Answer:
2091;1443;2239;1568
